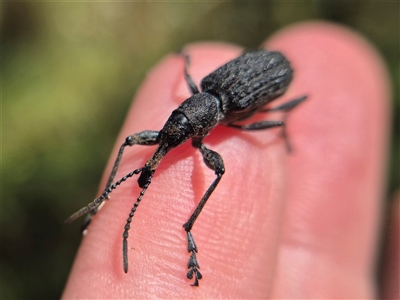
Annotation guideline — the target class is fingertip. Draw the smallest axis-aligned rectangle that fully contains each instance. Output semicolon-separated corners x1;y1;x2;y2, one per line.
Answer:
268;22;391;298
265;21;391;106
264;21;390;174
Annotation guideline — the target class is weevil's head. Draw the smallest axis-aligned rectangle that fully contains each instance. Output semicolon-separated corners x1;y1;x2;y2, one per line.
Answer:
137;111;194;188
159;111;195;148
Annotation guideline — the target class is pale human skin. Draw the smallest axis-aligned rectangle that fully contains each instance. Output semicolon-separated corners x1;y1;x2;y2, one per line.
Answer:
62;22;394;298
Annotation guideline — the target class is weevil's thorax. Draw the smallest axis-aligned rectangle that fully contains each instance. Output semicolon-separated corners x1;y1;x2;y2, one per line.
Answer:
201;50;293;123
175;92;224;138
145;93;223;173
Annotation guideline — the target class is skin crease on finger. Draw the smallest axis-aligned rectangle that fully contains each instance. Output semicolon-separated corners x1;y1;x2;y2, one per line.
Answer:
62;22;390;299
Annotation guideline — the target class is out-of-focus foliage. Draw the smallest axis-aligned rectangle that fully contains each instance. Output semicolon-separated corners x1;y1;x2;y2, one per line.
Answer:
2;2;398;299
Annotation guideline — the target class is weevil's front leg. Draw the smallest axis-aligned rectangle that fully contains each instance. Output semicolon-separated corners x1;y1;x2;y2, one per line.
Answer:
66;167;143;224
183;137;225;286
105;131;160;191
80;130;160;232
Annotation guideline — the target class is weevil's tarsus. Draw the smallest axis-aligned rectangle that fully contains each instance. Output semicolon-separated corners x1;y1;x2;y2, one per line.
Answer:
65;168;143;224
188;252;200;270
187;232;201;286
79;131;160;233
187;251;202;286
187;267;202;286
65;198;101;224
80;201;104;234
186;231;198;253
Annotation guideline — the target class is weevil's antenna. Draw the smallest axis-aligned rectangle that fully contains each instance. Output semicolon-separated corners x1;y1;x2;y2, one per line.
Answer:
65;168;143;224
122;170;154;273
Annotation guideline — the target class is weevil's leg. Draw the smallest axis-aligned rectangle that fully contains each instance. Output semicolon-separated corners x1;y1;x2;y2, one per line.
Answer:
179;53;200;95
80;204;102;234
105;131;160;191
260;95;307;113
228;119;290;149
122;169;154;273
65;168;143;224
79;130;160;233
228;120;284;131
230;95;307;153
183;137;225;286
261;95;307;152
229;120;293;152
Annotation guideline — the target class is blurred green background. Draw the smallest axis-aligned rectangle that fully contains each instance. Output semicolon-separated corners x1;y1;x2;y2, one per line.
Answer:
2;2;399;299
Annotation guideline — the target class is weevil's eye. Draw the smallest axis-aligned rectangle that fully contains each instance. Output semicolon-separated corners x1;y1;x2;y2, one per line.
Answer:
159;111;194;148
138;166;152;188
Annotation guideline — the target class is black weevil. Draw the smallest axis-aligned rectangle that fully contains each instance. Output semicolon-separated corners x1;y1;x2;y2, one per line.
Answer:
66;49;307;286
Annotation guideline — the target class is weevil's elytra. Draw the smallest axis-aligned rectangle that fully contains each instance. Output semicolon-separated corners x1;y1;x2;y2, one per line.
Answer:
66;49;307;286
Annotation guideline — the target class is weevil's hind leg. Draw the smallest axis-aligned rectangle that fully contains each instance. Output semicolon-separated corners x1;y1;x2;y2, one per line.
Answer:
179;52;200;95
262;95;307;152
183;138;225;286
228;120;290;151
79;130;160;233
228;120;284;131
229;95;307;153
260;95;307;113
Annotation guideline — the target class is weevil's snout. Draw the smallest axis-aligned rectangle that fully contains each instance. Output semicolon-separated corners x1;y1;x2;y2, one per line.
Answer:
138;166;153;188
137;111;195;188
